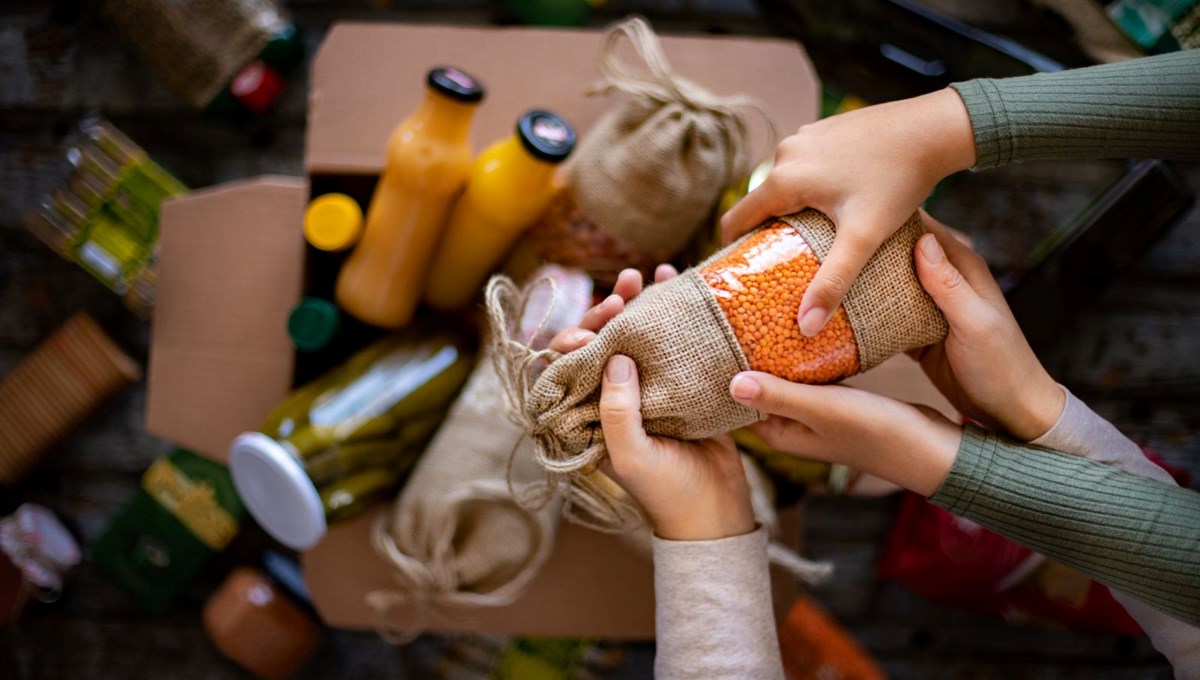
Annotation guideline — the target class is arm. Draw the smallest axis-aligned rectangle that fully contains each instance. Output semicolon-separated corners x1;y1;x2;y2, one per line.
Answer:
550;267;784;678
931;425;1200;626
1027;389;1200;676
952;50;1200;169
653;527;784;680
720;50;1200;334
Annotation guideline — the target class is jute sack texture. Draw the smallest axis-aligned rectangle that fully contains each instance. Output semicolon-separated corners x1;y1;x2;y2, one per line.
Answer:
568;16;772;261
487;210;946;531
368;270;591;642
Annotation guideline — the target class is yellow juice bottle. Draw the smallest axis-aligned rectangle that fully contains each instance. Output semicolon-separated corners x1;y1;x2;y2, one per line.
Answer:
335;67;484;328
424;110;576;311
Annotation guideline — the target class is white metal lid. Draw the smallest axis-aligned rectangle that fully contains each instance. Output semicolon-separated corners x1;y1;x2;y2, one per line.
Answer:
229;432;326;550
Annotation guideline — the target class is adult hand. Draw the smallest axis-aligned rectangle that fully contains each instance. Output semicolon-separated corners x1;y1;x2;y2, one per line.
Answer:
720;88;976;337
728;373;962;497
911;212;1064;441
550;266;755;542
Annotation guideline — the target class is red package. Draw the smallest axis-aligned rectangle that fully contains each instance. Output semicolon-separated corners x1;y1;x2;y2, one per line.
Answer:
878;451;1188;635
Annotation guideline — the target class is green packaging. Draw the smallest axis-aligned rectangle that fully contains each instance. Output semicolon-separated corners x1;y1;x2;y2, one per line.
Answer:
92;449;245;613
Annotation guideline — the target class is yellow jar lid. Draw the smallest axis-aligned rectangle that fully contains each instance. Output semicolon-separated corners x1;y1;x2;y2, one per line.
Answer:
303;193;363;251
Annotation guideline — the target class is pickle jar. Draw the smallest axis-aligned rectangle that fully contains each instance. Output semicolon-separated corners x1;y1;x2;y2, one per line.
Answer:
229;328;474;549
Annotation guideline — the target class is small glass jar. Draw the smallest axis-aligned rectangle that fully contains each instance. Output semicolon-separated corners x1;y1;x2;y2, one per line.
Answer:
230;328;474;549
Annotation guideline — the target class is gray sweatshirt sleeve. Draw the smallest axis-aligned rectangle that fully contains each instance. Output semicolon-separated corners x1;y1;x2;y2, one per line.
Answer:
1031;386;1200;679
652;526;784;680
950;50;1200;169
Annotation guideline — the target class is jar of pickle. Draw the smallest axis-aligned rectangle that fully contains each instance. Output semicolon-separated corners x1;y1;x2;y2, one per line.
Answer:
230;328;474;550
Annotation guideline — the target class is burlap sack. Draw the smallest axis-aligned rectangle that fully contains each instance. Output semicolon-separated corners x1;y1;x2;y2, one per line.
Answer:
367;268;591;642
567;17;773;261
487;210;946;530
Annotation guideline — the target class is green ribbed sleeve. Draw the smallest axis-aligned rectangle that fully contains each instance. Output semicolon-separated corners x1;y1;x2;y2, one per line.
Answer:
950;50;1200;168
930;425;1200;625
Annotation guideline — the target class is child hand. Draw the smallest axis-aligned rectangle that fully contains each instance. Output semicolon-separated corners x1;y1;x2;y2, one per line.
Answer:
549;266;755;541
720;89;975;337
600;355;755;541
911;212;1064;441
729;374;961;497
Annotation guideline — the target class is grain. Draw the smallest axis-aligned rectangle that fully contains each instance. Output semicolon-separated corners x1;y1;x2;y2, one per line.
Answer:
701;222;860;383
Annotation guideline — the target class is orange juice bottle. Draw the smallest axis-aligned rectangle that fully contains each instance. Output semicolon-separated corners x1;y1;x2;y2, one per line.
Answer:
335;67;484;328
424;110;576;310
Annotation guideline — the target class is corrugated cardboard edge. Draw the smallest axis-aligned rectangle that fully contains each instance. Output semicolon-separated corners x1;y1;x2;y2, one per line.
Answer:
147;176;306;462
302;504;802;638
306;22;820;175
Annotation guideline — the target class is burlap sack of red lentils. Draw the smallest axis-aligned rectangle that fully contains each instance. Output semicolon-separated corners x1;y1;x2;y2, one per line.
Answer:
487;209;946;532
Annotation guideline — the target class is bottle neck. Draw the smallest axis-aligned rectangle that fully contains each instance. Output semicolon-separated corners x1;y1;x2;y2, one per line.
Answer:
496;136;558;183
410;90;478;141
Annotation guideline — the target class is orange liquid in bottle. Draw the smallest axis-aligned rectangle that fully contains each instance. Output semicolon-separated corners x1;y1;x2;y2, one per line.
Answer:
335;68;484;328
424;110;576;310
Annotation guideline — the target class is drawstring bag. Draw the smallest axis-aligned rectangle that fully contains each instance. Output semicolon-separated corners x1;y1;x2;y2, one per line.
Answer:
488;211;946;533
524;16;775;285
367;267;591;641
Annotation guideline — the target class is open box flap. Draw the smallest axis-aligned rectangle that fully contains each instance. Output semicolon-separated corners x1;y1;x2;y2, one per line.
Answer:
147;177;306;461
307;22;820;175
302;505;803;637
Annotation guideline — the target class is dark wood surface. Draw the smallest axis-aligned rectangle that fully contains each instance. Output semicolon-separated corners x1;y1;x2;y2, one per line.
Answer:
1;1;1197;678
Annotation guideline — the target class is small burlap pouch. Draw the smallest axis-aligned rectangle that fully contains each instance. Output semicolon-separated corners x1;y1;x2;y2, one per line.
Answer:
525;17;774;282
487;210;946;531
367;268;591;642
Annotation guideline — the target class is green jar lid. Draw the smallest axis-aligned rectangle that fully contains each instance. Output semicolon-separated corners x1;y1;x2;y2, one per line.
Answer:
287;298;341;352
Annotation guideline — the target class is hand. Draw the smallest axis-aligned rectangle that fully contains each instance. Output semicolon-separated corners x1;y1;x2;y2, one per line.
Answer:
911;212;1064;441
550;266;756;541
720;88;976;337
728;373;962;497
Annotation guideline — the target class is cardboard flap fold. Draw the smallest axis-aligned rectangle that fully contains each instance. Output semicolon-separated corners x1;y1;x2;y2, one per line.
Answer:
307;22;820;175
147;177;306;461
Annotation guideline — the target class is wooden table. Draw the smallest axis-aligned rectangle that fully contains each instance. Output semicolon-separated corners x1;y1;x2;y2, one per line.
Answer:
0;1;1195;677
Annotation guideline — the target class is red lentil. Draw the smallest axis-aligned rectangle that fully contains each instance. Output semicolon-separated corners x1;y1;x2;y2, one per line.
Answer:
701;221;861;384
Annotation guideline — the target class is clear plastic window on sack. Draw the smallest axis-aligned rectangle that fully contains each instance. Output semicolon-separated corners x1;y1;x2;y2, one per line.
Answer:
700;221;860;384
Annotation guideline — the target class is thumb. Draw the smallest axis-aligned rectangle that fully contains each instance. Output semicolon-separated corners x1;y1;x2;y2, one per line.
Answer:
798;229;885;337
730;371;826;424
914;233;985;330
599;355;651;462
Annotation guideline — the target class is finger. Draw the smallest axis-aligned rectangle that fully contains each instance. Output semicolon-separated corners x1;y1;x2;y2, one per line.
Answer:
548;326;596;354
578;294;625;332
913;233;990;333
798;227;885;336
599;355;651;464
612;268;644;303
719;173;805;244
746;416;813;452
918;211;996;294
730;371;826;423
653;264;678;284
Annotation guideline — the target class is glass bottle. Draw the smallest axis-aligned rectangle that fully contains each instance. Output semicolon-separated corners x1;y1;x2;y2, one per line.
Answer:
335;67;484;328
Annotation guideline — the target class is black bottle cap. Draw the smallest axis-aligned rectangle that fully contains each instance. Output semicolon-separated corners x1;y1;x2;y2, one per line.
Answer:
516;110;576;164
426;67;485;104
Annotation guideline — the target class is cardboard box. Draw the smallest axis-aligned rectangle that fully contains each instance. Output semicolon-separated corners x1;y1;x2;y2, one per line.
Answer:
147;22;954;637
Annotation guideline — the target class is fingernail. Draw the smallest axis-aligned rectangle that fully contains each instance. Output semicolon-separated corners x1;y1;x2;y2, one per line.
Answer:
921;234;944;264
798;306;829;337
569;329;594;345
730;373;761;402
605;355;633;384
